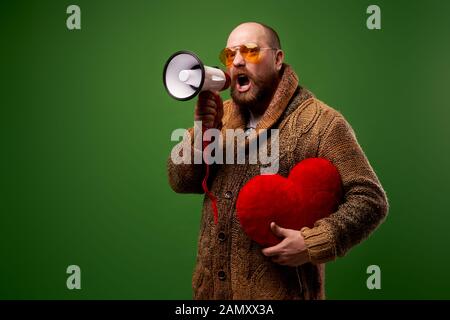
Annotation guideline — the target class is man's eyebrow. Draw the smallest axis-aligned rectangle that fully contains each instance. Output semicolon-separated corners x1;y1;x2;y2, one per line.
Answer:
226;41;260;48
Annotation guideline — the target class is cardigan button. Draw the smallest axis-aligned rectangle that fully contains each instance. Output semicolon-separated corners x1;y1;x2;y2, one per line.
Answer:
224;191;232;199
218;231;226;242
218;270;226;281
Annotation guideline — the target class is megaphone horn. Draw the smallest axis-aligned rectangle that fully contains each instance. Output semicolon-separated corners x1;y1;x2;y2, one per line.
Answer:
163;50;230;101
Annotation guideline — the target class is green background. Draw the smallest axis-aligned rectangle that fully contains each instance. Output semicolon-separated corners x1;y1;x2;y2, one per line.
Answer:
1;0;449;299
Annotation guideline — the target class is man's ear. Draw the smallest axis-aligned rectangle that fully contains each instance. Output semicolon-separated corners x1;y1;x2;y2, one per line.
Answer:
275;50;284;71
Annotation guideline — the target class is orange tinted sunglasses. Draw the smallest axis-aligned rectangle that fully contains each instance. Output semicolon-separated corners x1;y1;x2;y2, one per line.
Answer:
219;43;277;67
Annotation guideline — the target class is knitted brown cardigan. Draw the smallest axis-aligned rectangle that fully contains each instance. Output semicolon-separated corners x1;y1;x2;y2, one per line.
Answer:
167;64;388;300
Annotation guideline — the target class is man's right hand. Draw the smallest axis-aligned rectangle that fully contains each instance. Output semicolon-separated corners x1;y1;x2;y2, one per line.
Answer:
194;91;224;129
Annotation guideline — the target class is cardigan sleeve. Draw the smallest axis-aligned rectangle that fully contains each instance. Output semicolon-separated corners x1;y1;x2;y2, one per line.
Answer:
167;125;205;194
300;114;389;264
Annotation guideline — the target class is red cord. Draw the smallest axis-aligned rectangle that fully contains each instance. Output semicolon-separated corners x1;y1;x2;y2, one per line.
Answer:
200;93;223;225
201;125;219;224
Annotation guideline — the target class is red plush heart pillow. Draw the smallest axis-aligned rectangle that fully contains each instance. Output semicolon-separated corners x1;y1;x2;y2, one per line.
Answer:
236;158;343;247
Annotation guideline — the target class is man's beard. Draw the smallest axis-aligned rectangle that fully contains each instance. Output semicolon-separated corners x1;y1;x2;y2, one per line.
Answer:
230;70;280;114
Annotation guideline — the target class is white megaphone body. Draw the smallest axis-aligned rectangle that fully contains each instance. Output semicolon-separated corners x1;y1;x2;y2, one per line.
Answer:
163;51;230;101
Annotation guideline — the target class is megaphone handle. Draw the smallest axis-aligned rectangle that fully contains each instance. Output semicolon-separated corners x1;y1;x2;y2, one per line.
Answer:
201;124;219;225
212;93;224;129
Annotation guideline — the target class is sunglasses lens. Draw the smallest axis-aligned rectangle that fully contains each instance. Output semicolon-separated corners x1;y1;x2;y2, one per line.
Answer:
219;48;235;66
241;44;260;63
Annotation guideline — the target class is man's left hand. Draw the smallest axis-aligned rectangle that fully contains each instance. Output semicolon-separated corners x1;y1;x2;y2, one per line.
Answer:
261;222;310;267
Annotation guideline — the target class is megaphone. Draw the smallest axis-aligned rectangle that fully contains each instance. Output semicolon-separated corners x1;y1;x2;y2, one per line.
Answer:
163;51;230;101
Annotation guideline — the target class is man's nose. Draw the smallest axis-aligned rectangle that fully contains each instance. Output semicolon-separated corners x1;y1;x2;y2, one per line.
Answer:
232;50;246;67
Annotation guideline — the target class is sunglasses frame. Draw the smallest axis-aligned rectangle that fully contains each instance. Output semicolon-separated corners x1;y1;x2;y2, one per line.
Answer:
219;43;277;67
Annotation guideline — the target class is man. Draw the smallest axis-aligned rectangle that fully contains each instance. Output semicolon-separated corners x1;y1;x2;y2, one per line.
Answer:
167;22;388;299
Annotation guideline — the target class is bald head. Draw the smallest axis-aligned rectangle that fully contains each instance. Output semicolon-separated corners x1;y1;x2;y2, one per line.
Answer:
226;22;281;49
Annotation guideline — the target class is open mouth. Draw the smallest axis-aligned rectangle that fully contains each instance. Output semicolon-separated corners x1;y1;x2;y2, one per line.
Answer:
236;74;251;93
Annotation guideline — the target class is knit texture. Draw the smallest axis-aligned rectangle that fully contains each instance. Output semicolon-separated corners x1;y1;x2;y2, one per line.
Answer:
167;64;389;300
